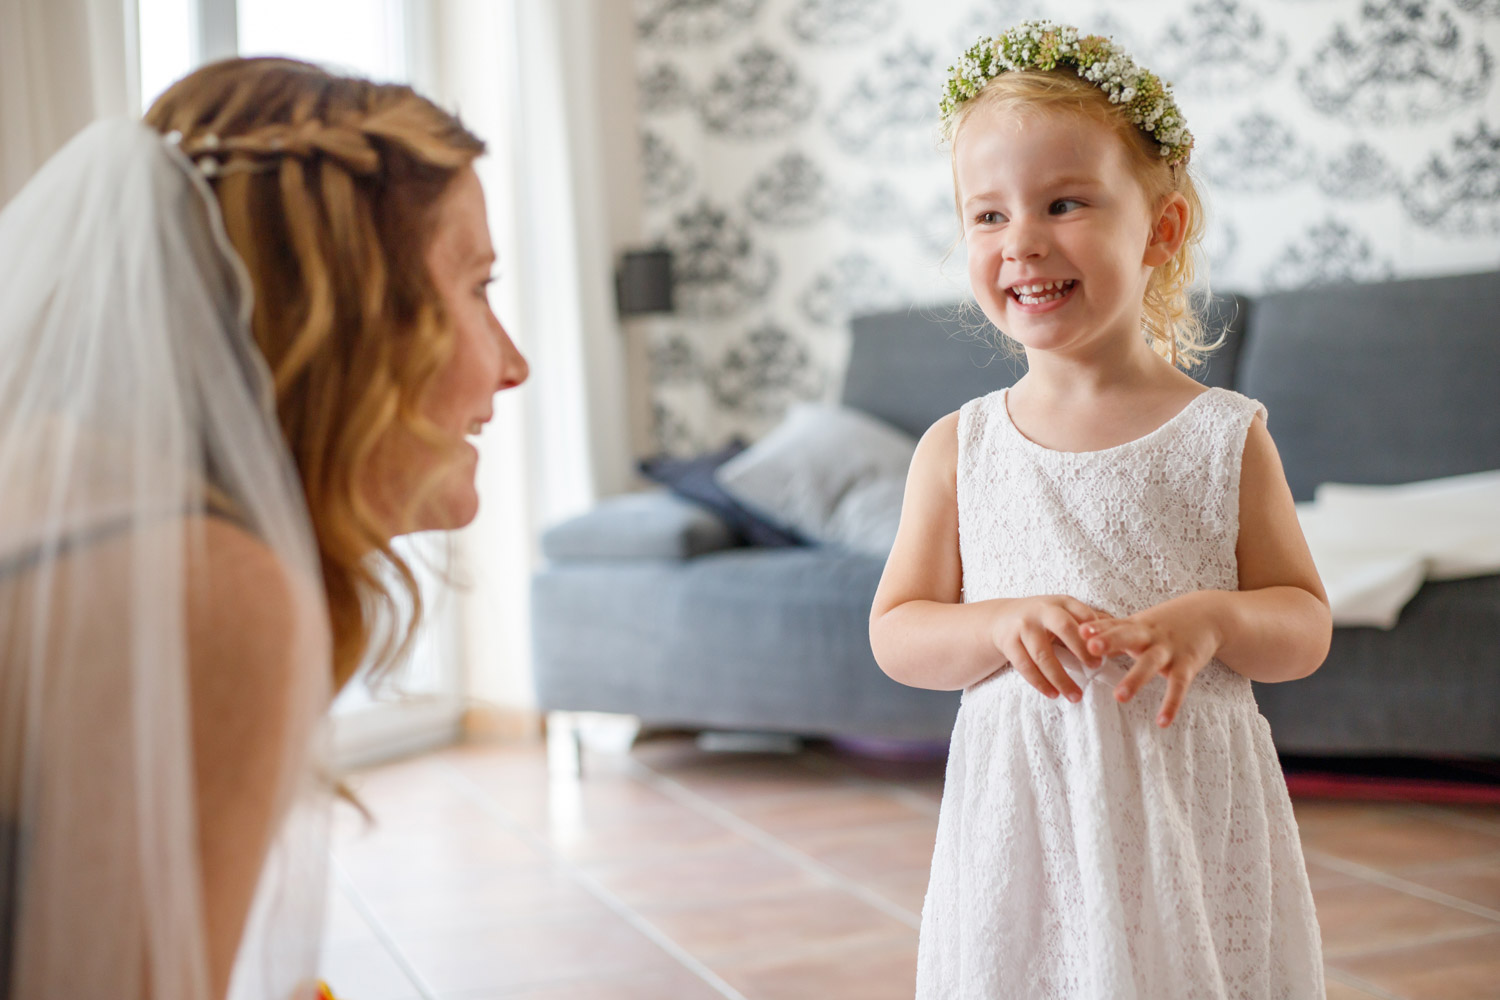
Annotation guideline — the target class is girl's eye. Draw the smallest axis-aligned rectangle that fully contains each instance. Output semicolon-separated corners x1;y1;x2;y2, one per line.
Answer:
475;275;497;298
1050;199;1083;215
975;211;1006;225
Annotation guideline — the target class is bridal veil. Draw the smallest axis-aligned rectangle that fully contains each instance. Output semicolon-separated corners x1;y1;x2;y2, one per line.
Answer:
0;118;331;998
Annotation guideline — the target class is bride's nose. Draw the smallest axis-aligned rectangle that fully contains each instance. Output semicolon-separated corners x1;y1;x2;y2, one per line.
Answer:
494;323;528;391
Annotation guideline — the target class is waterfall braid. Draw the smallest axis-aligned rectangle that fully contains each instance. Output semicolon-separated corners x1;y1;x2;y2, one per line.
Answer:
146;57;486;689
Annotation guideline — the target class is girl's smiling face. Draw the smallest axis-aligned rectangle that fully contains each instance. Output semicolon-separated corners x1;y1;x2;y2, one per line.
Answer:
956;106;1180;361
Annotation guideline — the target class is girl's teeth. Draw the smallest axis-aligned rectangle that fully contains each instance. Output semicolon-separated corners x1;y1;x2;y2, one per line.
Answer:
1013;280;1074;304
468;421;483;435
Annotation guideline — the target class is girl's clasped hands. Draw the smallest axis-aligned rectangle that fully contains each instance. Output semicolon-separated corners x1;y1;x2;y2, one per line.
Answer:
989;594;1220;727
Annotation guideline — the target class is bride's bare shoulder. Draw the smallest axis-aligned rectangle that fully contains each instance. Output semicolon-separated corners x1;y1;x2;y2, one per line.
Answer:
185;516;329;700
182;515;329;992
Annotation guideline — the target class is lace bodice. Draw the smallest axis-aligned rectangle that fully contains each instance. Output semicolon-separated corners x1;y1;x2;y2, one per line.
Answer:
956;386;1267;706
958;385;1266;613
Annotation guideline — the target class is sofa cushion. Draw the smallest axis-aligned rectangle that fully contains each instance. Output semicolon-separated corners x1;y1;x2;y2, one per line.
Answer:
825;475;906;556
842;293;1249;438
639;441;803;548
1237;270;1500;501
714;403;916;546
531;547;962;740
843;306;1022;439
1252;574;1500;756
541;491;737;562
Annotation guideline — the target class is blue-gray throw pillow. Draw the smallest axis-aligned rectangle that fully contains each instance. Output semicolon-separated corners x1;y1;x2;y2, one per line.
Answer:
713;404;917;549
639;440;805;548
540;492;738;561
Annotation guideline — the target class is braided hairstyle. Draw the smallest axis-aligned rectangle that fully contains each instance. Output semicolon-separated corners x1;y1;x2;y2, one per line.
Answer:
145;57;486;689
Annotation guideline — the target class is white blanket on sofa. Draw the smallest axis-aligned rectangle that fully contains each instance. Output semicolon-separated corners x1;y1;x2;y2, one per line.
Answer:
1295;469;1500;629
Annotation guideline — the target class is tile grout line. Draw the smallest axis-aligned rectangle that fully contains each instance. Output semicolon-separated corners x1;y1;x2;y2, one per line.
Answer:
1323;965;1411;1000
1323;923;1500;961
1303;847;1500;922
1361;847;1500;878
651;921;918;974
626;757;923;930
793;752;942;817
1400;801;1500;838
329;856;442;1000
434;761;752;1000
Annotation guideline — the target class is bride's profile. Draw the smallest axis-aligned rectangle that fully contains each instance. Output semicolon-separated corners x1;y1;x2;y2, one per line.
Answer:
0;57;527;999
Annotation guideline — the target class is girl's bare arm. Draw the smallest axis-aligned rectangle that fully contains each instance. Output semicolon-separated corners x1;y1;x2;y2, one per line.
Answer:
869;411;1098;695
1209;415;1332;681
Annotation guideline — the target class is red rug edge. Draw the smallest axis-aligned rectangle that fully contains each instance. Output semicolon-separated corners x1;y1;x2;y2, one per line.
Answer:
1284;773;1500;804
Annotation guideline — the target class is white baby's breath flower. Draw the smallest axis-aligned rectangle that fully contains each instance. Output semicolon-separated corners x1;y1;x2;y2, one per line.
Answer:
939;19;1194;164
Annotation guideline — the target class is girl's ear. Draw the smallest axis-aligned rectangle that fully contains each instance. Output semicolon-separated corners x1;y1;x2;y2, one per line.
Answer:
1143;192;1190;267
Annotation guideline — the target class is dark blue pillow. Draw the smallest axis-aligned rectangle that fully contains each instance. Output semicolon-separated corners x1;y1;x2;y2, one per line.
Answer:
639;440;805;548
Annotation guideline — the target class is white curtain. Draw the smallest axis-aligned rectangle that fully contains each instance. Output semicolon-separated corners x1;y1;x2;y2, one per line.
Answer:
417;0;637;712
0;0;135;206
505;0;636;518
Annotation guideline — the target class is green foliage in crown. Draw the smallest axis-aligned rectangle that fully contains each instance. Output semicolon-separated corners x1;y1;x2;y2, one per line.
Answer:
940;20;1194;167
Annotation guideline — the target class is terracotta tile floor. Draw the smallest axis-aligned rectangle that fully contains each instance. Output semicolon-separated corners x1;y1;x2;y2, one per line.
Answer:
321;735;1500;999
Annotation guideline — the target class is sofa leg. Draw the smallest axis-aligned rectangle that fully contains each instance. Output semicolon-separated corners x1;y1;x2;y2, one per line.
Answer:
579;712;642;755
546;710;583;780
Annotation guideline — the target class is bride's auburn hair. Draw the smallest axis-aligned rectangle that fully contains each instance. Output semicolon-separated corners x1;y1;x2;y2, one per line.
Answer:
145;57;485;690
948;70;1217;370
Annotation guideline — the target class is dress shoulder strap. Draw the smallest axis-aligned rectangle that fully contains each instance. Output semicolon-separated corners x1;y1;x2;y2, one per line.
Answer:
1206;386;1269;428
1200;387;1269;470
956;388;1006;475
1186;387;1270;537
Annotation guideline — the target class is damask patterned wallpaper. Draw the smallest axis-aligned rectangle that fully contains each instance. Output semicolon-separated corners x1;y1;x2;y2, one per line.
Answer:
632;0;1500;453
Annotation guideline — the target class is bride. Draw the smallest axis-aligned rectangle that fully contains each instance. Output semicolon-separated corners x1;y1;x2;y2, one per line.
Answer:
0;57;527;999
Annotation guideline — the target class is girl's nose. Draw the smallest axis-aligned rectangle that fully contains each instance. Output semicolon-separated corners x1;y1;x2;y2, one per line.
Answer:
1003;217;1048;262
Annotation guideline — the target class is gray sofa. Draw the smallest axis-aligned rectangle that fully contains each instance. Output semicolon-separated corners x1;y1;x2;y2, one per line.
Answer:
532;270;1500;756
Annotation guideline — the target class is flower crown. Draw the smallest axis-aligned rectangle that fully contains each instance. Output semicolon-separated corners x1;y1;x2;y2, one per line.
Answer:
940;21;1194;167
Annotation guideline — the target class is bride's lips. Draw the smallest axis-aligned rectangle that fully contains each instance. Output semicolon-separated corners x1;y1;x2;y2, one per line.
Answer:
1007;279;1078;313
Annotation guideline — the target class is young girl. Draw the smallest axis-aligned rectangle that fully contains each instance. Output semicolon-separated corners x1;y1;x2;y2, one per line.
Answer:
869;23;1329;999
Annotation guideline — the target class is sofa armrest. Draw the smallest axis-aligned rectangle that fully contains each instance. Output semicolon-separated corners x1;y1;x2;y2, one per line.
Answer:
540;491;739;562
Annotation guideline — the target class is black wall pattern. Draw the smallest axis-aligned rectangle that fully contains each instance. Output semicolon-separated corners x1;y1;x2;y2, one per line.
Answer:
634;0;1500;453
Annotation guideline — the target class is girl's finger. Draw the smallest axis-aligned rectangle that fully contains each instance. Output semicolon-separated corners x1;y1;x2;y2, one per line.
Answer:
1045;608;1100;668
1004;642;1058;699
1083;619;1151;658
1113;646;1170;703
1065;598;1105;624
1156;667;1191;727
1026;631;1082;703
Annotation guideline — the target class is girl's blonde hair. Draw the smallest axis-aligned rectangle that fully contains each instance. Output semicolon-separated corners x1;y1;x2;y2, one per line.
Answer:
145;57;485;690
948;69;1217;370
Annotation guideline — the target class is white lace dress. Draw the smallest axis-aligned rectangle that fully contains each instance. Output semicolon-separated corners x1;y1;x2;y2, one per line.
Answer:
916;386;1324;1000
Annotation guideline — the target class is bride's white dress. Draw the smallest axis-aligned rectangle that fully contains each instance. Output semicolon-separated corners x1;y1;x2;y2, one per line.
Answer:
915;386;1324;1000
